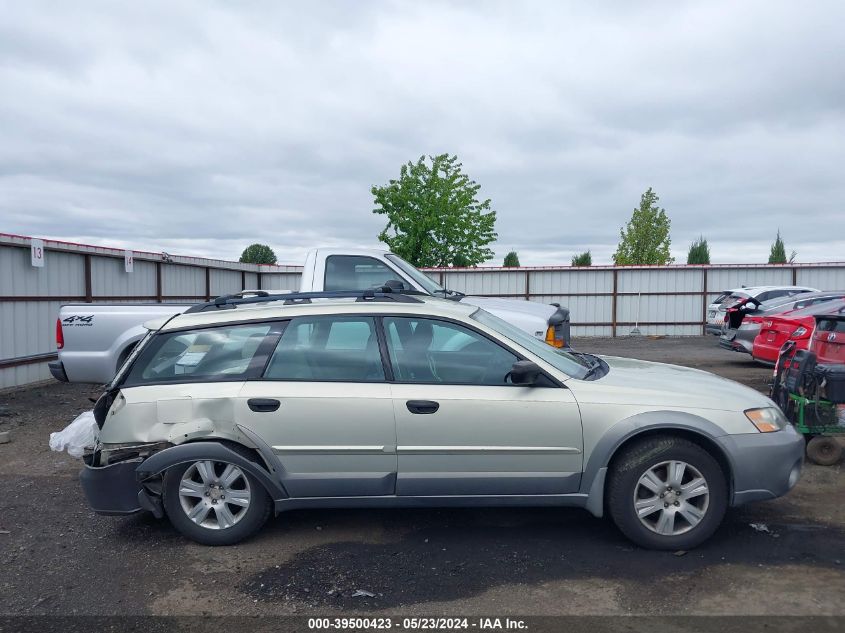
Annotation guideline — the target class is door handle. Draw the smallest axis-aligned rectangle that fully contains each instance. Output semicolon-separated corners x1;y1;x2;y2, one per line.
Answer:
248;398;281;413
406;400;439;414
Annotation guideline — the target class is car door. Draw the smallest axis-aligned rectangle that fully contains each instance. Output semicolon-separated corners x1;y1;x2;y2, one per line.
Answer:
383;316;583;497
236;315;397;498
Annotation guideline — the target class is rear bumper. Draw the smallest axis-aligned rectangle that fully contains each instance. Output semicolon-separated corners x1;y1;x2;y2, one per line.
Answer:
719;330;755;354
718;425;805;506
80;457;143;515
752;343;780;364
705;324;723;335
49;360;68;382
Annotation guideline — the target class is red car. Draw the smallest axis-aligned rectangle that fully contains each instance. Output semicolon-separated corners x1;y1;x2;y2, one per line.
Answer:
812;313;845;365
752;299;845;365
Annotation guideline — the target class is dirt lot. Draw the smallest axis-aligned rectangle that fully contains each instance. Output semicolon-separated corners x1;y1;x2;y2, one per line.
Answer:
1;336;843;617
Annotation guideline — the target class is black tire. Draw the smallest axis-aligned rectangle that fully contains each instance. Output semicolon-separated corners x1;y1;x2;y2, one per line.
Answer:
607;436;728;550
162;458;272;546
806;436;843;466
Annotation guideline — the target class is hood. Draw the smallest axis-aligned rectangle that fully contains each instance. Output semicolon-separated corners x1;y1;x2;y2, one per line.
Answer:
459;296;557;338
586;356;773;411
460;296;557;320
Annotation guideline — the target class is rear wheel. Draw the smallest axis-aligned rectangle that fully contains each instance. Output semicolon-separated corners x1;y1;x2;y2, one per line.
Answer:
163;459;271;545
806;436;843;466
607;436;728;550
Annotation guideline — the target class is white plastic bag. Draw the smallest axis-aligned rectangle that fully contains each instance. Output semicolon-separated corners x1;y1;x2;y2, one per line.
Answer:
49;411;98;458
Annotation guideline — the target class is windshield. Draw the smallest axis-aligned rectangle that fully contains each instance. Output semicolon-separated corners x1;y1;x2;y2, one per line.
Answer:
385;254;444;295
472;309;590;379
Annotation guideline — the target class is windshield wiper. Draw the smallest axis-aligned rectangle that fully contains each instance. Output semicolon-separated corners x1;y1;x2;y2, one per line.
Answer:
570;351;603;379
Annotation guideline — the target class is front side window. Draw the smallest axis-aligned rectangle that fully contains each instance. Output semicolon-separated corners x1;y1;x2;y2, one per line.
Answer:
384;317;517;385
384;254;444;295
472;309;590;379
264;316;385;381
125;323;273;385
324;255;404;292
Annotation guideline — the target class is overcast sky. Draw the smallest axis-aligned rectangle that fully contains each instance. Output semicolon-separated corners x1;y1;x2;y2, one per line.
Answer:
1;1;843;266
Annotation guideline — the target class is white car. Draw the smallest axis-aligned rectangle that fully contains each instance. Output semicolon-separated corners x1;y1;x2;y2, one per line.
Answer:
705;286;818;334
77;290;804;550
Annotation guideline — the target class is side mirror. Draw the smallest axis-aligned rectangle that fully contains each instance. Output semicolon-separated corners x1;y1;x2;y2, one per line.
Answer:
509;360;542;386
382;279;407;292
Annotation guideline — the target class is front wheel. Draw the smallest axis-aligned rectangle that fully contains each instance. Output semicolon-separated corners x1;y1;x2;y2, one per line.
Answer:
607;437;728;550
163;459;271;545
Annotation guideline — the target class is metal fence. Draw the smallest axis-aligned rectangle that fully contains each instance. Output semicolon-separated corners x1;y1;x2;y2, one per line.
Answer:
0;234;301;389
2;232;845;389
425;264;845;337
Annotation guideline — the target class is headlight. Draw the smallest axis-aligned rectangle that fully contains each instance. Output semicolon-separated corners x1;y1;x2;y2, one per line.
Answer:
745;407;788;433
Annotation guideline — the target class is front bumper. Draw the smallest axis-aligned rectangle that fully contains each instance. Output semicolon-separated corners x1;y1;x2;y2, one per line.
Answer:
80;457;143;515
705;323;723;335
718;424;805;506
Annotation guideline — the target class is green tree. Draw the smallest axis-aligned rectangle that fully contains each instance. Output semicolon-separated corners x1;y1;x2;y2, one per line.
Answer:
571;250;592;266
452;253;471;267
503;251;520;267
686;236;710;264
613;188;673;265
239;243;277;265
372;154;497;267
768;230;792;264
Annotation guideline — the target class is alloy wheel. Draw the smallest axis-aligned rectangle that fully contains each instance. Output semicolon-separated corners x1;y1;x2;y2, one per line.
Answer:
178;461;252;530
633;460;710;536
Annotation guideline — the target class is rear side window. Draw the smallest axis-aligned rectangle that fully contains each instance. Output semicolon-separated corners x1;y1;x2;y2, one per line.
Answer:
263;316;385;382
124;323;274;385
324;255;401;291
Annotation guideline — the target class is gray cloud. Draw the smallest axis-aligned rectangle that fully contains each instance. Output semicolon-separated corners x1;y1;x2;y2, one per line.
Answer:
1;0;843;266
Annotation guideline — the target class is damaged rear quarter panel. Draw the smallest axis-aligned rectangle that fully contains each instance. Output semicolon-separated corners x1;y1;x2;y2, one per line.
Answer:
99;382;247;445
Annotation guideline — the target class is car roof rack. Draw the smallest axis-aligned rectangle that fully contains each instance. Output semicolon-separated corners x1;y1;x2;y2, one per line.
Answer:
184;288;426;313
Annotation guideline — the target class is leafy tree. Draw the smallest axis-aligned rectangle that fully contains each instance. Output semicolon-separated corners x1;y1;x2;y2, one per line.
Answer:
239;243;277;265
452;253;471;267
686;236;710;264
503;251;521;267
768;230;788;264
613;188;673;265
372;154;497;267
571;250;592;266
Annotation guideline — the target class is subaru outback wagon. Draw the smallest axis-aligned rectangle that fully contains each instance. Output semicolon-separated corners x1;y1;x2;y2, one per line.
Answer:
80;290;804;550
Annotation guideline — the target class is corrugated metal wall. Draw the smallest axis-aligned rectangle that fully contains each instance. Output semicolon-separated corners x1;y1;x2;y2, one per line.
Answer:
429;263;845;338
0;235;304;389
3;232;845;389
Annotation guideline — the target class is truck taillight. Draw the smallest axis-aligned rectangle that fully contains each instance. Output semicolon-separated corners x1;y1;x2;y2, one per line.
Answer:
545;324;564;348
56;318;64;349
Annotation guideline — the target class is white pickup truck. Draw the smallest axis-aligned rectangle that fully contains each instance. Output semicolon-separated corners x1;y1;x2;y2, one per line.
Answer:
51;247;569;384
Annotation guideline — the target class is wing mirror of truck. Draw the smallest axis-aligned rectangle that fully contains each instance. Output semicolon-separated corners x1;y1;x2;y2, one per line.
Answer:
382;279;407;292
508;360;543;386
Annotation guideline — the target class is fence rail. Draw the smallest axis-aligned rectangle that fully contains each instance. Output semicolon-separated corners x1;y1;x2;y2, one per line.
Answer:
3;232;845;388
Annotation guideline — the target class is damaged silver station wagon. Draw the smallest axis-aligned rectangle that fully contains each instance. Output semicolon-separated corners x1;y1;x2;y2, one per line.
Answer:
81;289;805;549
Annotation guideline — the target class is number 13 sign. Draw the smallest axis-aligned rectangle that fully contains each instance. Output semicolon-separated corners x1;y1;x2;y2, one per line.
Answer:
30;239;45;268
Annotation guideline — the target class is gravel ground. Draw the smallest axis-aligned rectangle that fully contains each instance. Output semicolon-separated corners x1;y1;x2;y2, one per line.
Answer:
0;336;843;617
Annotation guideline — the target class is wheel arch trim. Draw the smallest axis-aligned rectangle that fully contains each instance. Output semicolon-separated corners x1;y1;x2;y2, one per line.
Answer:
135;441;288;501
578;411;736;517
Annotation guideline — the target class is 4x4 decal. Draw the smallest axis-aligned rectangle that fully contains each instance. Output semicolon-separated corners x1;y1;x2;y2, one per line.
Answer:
63;315;94;326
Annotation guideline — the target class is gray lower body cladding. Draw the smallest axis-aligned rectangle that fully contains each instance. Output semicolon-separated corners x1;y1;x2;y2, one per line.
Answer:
79;428;805;519
718;425;805;505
